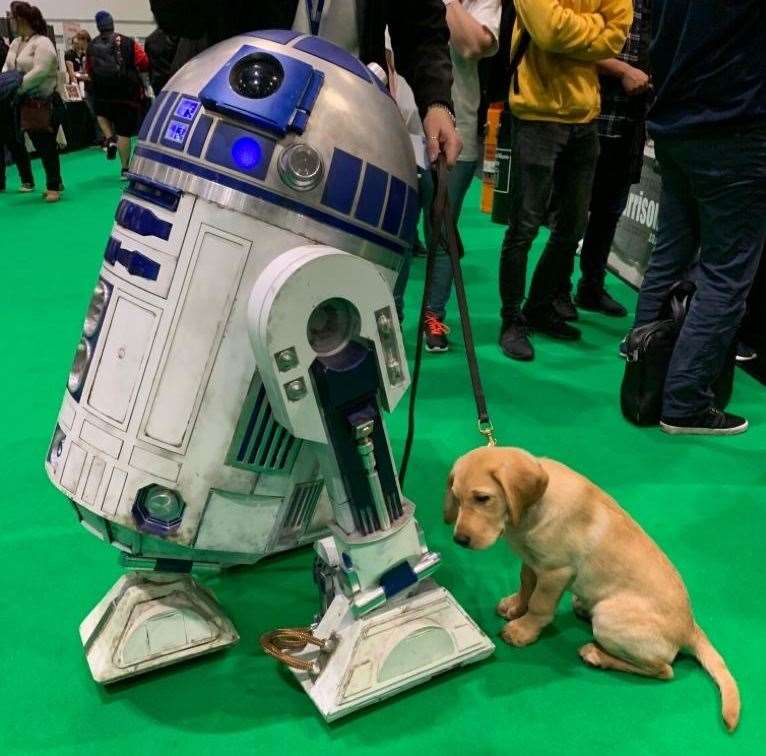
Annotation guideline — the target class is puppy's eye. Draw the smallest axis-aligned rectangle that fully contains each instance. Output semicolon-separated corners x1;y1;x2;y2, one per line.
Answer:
474;493;490;504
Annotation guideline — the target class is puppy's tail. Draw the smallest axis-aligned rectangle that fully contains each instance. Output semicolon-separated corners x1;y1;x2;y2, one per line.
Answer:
687;624;740;732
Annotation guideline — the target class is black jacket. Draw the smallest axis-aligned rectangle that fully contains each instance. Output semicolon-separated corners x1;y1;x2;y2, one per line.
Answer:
649;0;766;138
144;28;179;93
150;0;453;117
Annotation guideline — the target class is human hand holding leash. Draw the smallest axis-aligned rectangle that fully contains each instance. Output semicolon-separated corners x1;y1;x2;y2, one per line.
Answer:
423;103;462;166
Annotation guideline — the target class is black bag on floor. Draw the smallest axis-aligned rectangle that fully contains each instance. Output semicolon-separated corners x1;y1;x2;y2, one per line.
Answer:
620;282;736;426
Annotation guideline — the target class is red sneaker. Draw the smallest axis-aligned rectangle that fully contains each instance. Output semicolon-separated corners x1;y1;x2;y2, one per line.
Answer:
423;311;450;353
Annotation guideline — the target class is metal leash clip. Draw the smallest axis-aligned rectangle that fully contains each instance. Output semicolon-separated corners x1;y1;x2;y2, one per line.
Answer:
478;418;497;447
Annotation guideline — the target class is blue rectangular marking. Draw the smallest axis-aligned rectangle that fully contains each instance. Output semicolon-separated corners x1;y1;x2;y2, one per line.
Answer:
205;122;275;180
380;560;418;599
174;97;200;121
382;176;407;236
187;115;213;158
138;90;167;141
160;119;191;150
400;185;419;242
354;165;388;226
116;199;172;240
150;91;179;143
322;149;362;215
134;146;406;255
125;174;182;212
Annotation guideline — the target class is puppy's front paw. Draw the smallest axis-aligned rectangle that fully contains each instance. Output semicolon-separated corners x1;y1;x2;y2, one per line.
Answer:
496;593;526;620
501;619;540;647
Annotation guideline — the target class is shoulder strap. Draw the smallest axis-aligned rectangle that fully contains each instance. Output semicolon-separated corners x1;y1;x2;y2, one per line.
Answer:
510;28;531;94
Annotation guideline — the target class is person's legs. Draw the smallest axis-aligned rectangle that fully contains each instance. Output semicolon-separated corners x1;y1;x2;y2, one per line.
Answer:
662;128;766;423
425;159;477;319
579;134;634;286
97;115;114;140
499;119;565;323
0;106;34;188
633;140;700;329
117;136;131;170
524;122;599;322
96;103;118;160
27;129;62;193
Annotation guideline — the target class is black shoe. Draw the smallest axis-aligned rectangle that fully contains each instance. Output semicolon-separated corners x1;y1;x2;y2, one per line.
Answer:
552;294;578;322
500;319;534;361
120;168;130;181
106;138;118;161
413;236;427;258
660;408;749;436
526;310;581;341
423;311;450;352
736;341;758;362
575;285;628;317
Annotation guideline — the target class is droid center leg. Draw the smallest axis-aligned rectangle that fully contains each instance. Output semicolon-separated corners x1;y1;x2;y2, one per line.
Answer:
249;246;494;721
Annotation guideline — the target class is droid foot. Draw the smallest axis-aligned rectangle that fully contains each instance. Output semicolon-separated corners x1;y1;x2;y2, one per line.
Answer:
80;572;238;684
288;579;494;721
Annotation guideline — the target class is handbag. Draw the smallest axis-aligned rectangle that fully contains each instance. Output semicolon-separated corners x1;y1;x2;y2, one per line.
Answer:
19;97;53;132
620;281;735;426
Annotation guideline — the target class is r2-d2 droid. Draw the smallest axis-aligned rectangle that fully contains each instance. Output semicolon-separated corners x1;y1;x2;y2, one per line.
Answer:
45;30;493;720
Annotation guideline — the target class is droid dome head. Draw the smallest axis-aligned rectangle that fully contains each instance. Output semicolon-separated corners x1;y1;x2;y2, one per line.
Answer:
132;30;419;271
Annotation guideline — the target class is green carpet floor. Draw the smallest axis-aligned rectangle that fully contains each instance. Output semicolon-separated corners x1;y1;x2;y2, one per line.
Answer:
2;148;765;755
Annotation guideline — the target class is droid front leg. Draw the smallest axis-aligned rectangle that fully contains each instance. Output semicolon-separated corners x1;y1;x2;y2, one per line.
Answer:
249;246;494;721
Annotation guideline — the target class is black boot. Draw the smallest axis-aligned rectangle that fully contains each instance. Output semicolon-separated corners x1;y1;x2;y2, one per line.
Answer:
575;283;627;317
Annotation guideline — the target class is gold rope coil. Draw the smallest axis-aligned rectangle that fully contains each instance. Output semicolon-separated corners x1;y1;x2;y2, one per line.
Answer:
259;627;329;673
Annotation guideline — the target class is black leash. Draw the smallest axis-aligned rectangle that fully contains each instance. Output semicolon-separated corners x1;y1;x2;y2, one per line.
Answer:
399;156;496;486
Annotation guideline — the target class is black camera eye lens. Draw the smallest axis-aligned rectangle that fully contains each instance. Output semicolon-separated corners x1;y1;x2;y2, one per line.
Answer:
230;54;284;99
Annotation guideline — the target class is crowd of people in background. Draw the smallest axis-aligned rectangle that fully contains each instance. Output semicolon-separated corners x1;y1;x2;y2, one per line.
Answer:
0;0;764;436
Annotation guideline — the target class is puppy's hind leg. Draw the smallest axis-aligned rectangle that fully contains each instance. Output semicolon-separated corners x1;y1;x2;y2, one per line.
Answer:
579;643;673;680
582;598;676;680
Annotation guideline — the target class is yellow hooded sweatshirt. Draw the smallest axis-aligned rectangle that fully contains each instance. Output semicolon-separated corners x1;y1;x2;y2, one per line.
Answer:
510;0;633;123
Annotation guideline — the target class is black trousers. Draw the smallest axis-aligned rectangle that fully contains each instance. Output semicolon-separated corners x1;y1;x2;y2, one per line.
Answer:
498;117;599;322
27;129;62;191
0;105;34;189
578;132;636;291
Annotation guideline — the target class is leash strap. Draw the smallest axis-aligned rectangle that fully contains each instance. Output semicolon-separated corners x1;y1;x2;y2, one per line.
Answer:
399;156;496;486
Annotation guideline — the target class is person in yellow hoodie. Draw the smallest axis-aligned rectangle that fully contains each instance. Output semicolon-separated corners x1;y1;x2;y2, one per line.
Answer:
498;0;632;362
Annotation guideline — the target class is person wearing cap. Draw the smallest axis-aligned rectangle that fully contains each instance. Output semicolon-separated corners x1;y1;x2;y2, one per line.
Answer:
87;10;149;177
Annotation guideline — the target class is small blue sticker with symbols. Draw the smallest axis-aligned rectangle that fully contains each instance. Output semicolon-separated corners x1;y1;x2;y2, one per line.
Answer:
174;97;200;121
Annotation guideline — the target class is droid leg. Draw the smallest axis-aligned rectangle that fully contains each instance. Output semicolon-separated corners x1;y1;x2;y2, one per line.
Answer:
80;570;238;684
249;247;493;720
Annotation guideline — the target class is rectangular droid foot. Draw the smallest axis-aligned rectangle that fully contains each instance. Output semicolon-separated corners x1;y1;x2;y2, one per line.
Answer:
80;572;238;683
289;579;494;721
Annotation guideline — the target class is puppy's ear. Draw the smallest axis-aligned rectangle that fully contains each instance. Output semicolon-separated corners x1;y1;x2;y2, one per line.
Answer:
492;451;549;528
443;469;458;524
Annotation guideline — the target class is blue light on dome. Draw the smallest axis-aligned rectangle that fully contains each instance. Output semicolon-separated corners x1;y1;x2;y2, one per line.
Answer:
231;136;262;170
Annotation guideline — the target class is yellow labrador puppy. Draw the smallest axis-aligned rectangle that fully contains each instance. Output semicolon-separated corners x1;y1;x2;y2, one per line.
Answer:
445;446;740;731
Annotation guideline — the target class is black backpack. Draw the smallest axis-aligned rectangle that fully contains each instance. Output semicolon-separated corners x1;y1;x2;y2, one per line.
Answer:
620;281;735;426
89;34;136;97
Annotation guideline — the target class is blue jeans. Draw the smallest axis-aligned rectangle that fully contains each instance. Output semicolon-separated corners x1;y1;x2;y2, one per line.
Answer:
420;159;478;319
634;125;766;417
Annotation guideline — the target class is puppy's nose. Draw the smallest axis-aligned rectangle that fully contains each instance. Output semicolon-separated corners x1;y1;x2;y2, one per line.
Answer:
453;533;471;548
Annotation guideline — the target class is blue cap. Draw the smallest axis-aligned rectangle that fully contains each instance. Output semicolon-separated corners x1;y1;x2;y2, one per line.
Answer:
95;11;114;33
